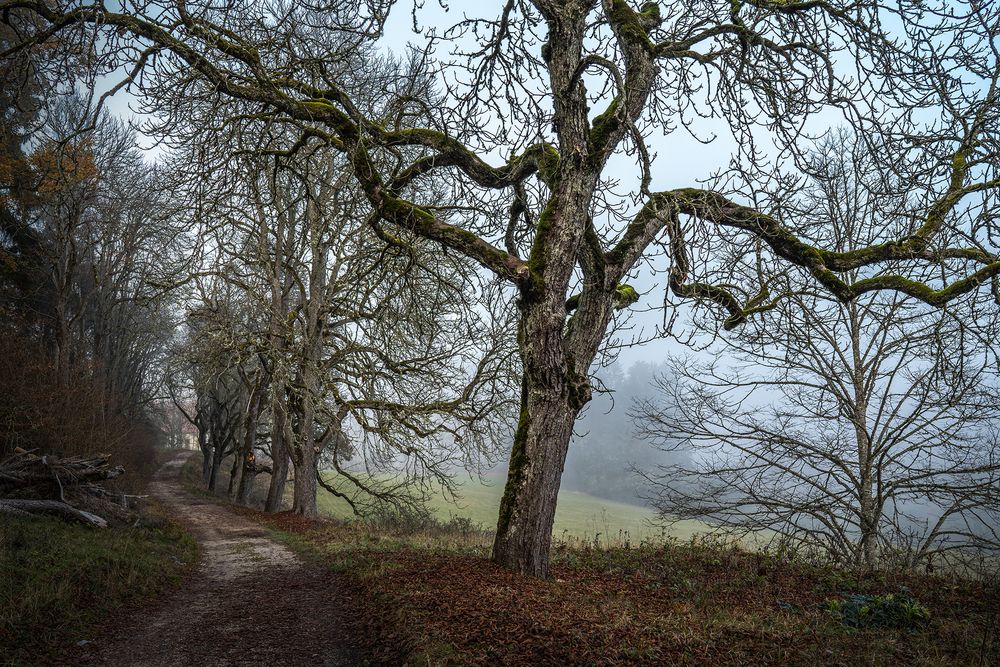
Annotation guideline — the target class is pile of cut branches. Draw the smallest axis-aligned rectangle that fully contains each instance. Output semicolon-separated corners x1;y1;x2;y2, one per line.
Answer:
0;448;134;527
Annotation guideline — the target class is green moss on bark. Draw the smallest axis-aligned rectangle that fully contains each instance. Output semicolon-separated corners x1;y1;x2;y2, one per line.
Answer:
537;144;561;188
525;198;557;299
613;284;640;309
496;380;531;538
607;0;656;52
589;96;620;156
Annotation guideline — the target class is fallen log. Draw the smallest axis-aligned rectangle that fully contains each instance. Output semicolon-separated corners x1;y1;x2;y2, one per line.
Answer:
0;449;133;526
0;498;109;527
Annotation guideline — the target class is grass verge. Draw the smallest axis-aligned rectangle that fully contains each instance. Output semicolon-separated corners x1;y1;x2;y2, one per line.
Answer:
0;503;197;666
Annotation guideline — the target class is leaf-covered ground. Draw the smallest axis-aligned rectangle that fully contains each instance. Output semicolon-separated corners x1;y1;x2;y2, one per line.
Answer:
251;511;999;666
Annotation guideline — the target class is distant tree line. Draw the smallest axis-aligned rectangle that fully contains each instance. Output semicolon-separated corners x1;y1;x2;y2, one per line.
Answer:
562;361;686;506
0;23;183;488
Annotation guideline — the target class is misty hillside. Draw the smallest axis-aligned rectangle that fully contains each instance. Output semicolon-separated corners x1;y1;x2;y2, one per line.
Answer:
563;361;685;506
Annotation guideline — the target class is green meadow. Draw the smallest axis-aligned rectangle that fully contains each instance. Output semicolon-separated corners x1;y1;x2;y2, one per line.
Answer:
194;456;719;544
315;471;710;542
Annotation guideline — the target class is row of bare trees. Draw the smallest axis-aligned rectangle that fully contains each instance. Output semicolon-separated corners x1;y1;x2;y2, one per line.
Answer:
162;85;519;517
1;17;185;488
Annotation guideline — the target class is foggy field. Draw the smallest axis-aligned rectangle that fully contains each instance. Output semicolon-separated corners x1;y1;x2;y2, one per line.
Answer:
187;454;711;542
315;471;711;541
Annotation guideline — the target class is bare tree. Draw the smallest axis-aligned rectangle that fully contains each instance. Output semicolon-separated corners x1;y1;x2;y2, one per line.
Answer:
168;122;518;516
634;135;1000;568
182;290;253;493
5;0;1000;576
1;83;183;485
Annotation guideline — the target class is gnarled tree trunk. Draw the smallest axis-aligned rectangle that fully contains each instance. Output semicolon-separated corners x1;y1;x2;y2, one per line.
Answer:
492;378;581;577
264;392;289;512
207;433;226;492
492;294;614;577
199;426;212;484
490;3;657;578
288;335;321;518
291;444;317;517
236;369;269;506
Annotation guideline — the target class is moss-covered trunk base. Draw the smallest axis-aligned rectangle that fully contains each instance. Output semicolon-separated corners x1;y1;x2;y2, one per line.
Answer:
492;377;579;578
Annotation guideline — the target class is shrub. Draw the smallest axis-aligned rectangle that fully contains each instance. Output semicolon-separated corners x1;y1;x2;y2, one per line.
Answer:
822;589;931;629
364;504;490;540
365;504;437;535
0;335;158;493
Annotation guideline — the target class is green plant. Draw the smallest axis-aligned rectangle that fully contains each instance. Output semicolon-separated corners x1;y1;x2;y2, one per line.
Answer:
822;589;931;629
0;513;196;664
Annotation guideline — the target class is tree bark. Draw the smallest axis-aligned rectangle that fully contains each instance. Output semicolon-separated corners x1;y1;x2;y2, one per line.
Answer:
199;427;212;484
288;195;326;519
289;361;320;518
492;274;610;577
228;451;241;497
291;443;317;517
208;435;225;492
264;390;289;512
288;333;321;518
236;371;269;506
235;458;254;505
263;183;292;513
849;302;878;567
493;377;581;577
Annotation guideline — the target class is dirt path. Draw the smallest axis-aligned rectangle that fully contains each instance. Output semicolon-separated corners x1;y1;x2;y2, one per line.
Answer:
74;452;359;666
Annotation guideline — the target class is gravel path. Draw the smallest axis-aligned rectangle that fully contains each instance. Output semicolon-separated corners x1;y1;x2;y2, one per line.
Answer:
74;452;359;666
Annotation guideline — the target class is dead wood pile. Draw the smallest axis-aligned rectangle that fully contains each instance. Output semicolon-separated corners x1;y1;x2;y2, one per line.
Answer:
0;448;136;527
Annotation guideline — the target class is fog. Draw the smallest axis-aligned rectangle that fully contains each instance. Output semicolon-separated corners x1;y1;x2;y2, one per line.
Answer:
558;361;686;506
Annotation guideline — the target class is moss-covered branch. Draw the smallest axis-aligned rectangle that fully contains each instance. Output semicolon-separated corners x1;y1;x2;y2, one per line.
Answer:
606;182;1000;327
388;141;558;191
588;1;659;165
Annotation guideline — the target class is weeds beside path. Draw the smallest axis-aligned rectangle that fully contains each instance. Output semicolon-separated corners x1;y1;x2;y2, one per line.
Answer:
0;495;194;666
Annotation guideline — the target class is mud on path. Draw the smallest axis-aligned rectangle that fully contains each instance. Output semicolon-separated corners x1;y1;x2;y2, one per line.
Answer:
73;452;359;666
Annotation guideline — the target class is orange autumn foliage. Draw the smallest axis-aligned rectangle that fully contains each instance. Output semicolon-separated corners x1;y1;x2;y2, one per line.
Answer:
29;137;99;194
